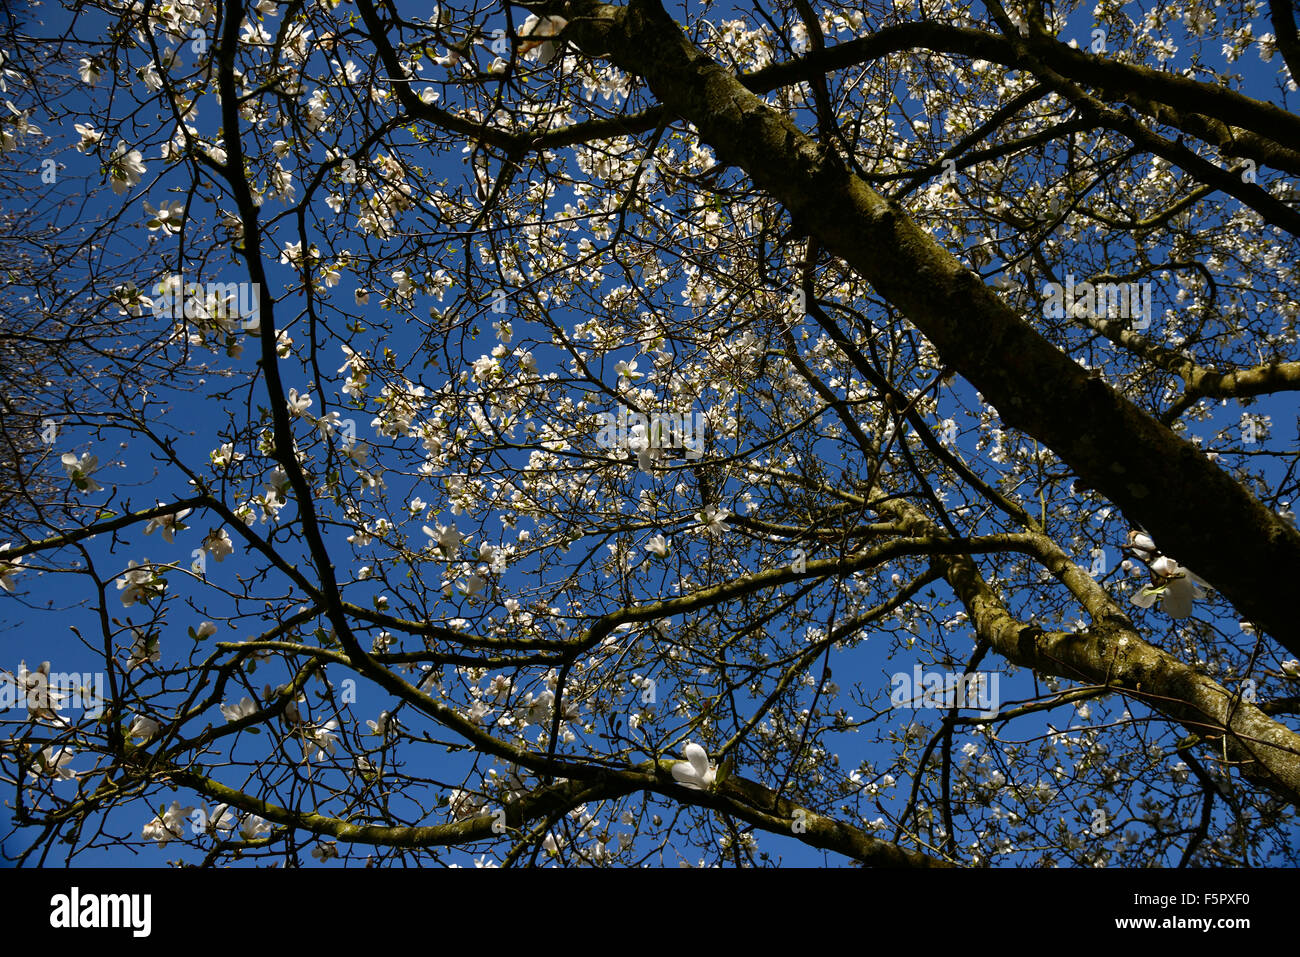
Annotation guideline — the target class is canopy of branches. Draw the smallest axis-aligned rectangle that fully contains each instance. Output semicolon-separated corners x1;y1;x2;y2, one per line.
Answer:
1;0;1298;867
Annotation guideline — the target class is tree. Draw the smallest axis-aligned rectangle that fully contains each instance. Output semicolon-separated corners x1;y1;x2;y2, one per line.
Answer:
1;0;1298;867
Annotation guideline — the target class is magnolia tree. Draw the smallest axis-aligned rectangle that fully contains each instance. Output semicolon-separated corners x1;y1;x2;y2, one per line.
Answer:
1;0;1299;867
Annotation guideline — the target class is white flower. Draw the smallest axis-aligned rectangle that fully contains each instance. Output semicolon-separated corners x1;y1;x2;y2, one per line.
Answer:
0;544;23;592
61;452;102;492
211;443;245;469
695;504;730;536
28;746;76;783
517;14;568;64
472;355;500;382
15;660;68;724
143;200;185;233
1125;529;1158;563
239;814;272;840
78;58;100;85
203;528;235;562
73;122;102;153
118;561;162;607
391;268;414;297
311;841;339;861
287;389;313;417
197;804;237;836
127;627;161;669
645;534;670;557
671;742;716;790
521;689;554;726
365;711;396;735
240;20;272;44
270;163;295;201
1149;556;1179;578
220;696;257;723
1131;558;1209;619
1281;660;1300;678
447;787;485;820
135;62;163;91
1126;531;1209;619
195;621;218;640
143;508;192;543
127;714;160;742
304;719;339;761
141;800;192;846
424;522;465;556
434;48;463;68
107;141;147;194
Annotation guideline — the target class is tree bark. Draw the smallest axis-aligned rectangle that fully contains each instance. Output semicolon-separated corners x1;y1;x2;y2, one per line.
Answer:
561;0;1300;654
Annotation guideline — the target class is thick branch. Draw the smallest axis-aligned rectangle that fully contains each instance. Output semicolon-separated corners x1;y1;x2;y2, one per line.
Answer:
559;0;1300;654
